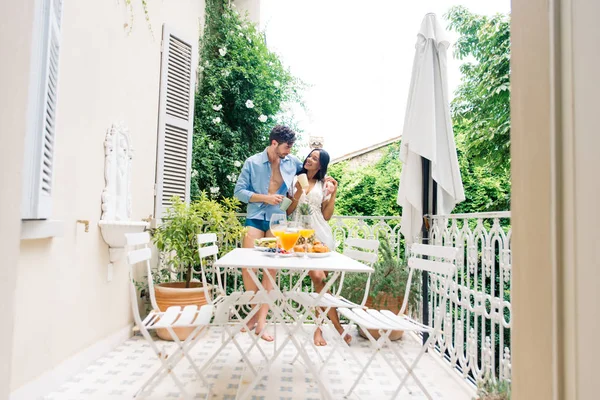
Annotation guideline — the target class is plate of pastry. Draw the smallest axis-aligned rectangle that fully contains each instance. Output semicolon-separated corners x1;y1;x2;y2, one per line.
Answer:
293;242;331;257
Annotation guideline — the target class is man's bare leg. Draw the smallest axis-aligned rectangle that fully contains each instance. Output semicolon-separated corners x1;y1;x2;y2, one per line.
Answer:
242;226;275;341
309;271;352;346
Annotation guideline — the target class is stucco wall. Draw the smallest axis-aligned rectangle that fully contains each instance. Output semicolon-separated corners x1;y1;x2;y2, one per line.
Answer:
0;2;35;399
10;0;204;392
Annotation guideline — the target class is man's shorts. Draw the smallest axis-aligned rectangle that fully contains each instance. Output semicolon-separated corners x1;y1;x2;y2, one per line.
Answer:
245;218;270;232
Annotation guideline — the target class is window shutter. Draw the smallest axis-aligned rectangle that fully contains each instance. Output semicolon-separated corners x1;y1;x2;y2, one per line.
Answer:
22;0;63;219
154;25;197;219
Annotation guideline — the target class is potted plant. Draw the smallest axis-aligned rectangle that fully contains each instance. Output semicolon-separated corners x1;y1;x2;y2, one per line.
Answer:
340;238;419;341
149;194;245;340
474;377;511;400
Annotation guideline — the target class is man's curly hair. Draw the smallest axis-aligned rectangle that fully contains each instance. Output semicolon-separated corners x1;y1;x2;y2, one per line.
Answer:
269;125;296;146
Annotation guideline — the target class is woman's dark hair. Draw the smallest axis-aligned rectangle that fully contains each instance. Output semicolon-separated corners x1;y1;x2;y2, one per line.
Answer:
269;125;296;145
298;149;330;180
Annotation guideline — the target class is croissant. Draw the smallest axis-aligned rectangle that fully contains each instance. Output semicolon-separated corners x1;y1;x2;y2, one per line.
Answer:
312;244;329;253
294;245;305;253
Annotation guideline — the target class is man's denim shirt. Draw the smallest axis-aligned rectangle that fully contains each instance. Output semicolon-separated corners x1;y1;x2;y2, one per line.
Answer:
234;148;303;221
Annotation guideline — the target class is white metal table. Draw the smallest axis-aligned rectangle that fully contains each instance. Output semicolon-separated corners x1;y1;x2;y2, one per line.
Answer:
213;248;374;400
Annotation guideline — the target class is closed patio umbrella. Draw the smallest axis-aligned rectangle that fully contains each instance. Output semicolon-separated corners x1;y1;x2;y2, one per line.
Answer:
397;13;465;245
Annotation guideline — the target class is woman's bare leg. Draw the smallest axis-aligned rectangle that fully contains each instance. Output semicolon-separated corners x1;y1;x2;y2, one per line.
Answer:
309;270;352;345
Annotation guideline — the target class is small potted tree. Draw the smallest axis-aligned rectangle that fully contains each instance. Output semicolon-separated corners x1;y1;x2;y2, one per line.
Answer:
150;194;245;340
341;238;418;341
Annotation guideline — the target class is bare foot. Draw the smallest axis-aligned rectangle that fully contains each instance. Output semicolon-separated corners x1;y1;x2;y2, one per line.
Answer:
255;322;274;342
241;315;258;333
337;327;352;345
314;328;327;346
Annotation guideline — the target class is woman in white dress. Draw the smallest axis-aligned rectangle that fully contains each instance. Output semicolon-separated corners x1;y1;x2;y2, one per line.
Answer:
287;149;351;346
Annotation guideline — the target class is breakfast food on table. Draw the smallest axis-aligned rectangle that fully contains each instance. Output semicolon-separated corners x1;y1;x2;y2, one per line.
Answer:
254;237;277;249
293;240;329;253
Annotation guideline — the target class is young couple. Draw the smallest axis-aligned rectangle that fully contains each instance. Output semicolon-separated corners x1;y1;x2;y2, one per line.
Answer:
233;125;349;346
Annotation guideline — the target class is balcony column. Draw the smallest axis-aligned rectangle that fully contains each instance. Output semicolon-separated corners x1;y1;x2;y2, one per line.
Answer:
512;0;600;398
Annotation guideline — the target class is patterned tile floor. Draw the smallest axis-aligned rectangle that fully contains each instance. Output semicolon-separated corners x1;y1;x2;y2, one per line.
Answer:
43;325;474;400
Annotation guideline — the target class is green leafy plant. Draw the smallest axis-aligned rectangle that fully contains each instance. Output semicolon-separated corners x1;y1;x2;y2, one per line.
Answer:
151;194;245;288
340;238;419;312
192;0;305;200
474;378;511;400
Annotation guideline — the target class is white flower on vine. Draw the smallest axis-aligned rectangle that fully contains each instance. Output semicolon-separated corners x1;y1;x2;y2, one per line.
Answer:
198;65;205;72
258;114;268;123
226;173;237;182
245;100;255;109
231;3;236;8
212;104;222;111
247;37;252;43
221;70;230;77
218;47;227;57
268;61;273;66
208;143;214;150
210;186;220;194
212;117;221;124
204;60;210;67
224;13;230;19
239;32;244;37
236;25;242;30
234;160;242;168
274;80;280;87
191;169;199;178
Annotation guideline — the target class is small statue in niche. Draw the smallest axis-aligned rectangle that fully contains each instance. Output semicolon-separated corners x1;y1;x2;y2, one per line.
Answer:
101;123;133;222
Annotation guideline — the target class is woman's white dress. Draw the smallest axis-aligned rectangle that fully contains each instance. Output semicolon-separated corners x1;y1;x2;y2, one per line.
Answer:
289;177;335;250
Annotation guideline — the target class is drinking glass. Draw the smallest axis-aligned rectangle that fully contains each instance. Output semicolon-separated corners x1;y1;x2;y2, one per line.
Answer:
298;215;315;258
281;221;301;253
269;213;287;255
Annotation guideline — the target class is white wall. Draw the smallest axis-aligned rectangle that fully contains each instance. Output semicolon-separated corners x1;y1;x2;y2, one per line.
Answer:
0;2;35;399
10;0;204;392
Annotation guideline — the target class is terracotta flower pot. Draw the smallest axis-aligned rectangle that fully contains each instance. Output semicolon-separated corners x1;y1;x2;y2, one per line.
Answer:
358;292;405;341
154;282;211;341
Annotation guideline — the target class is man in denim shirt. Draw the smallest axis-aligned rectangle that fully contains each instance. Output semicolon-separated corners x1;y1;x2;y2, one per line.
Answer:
234;125;303;341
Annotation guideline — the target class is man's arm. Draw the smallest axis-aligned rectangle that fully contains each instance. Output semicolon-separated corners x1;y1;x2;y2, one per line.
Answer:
233;160;254;204
234;159;283;205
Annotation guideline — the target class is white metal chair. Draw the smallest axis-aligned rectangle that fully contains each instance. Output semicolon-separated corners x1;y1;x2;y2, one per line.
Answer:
125;232;214;399
339;243;458;399
285;237;380;366
194;233;273;377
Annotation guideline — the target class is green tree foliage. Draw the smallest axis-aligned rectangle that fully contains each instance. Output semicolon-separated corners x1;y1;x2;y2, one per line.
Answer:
445;6;511;174
192;0;303;200
328;144;403;217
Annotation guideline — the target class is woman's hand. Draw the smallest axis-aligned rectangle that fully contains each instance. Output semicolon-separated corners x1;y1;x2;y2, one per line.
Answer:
324;176;338;194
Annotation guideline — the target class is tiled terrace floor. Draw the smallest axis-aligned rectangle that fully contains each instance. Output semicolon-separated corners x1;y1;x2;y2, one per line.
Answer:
43;325;475;400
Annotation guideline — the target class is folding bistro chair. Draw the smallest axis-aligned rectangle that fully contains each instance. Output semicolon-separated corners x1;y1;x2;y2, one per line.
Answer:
285;237;379;367
339;243;458;399
195;233;272;378
125;232;214;399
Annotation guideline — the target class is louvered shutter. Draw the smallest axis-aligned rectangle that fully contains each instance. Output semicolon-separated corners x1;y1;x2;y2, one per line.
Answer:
154;25;197;218
22;0;63;219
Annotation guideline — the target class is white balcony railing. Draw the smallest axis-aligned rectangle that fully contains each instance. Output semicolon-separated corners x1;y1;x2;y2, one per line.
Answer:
157;211;512;386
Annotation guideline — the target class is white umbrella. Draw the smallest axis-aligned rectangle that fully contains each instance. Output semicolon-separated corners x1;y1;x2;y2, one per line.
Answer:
397;13;465;244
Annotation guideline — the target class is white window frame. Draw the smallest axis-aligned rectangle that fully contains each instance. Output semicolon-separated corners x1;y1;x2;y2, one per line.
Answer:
22;0;63;220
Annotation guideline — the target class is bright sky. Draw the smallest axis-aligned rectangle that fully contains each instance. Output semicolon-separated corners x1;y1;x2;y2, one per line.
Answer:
260;0;511;159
